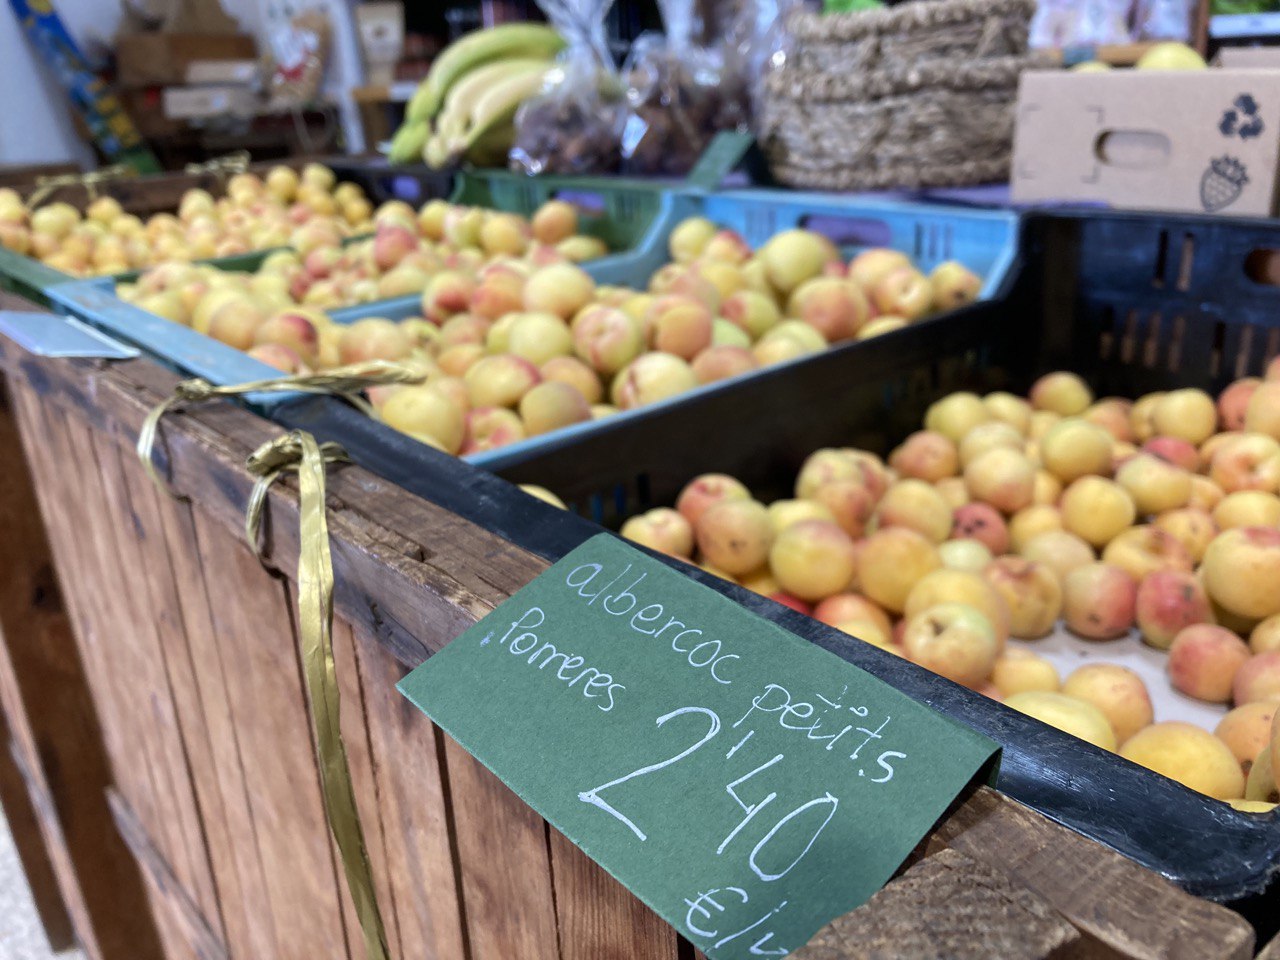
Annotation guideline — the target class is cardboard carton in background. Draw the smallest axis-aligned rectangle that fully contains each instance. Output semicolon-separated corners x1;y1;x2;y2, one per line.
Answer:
1011;69;1280;217
116;33;257;89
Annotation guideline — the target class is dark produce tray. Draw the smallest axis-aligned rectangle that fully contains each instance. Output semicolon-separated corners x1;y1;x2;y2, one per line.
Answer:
270;209;1280;931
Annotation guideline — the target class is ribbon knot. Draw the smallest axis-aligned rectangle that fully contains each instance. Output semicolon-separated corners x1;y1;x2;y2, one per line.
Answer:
244;431;349;555
136;360;425;500
184;150;253;183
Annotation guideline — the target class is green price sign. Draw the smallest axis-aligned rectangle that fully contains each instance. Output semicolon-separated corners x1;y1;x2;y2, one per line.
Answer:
399;534;998;957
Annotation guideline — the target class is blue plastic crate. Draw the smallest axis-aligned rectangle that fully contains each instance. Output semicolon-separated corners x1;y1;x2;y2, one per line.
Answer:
48;189;1021;470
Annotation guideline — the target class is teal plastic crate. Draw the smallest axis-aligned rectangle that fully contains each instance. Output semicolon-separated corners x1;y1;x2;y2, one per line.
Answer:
48;189;1020;471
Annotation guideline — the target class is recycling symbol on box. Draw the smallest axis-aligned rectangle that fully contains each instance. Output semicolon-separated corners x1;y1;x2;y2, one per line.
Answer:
1220;94;1265;140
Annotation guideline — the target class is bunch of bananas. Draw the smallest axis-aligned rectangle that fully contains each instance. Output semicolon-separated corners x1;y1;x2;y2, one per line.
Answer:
387;23;565;169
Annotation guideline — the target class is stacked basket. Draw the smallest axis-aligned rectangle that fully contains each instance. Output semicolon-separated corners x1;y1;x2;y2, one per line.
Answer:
760;0;1042;191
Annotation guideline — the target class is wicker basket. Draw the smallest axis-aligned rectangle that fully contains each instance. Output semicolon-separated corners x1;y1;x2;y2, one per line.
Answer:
760;0;1044;192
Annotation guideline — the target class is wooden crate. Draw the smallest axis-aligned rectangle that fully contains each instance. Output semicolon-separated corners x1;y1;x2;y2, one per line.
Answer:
0;296;1260;959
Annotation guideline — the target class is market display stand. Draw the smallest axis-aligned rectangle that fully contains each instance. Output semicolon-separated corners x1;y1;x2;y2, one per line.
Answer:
0;292;1259;960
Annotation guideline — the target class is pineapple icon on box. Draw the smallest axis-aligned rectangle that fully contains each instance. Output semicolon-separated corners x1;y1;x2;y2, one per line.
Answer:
1201;157;1250;213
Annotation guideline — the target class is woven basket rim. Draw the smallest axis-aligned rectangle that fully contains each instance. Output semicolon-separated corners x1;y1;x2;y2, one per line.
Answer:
788;0;1037;43
765;54;1043;102
768;155;1012;191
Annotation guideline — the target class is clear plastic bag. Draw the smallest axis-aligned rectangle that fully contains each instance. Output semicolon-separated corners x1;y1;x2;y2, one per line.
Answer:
1061;0;1135;46
723;0;802;132
1135;0;1196;40
621;0;742;176
509;0;625;176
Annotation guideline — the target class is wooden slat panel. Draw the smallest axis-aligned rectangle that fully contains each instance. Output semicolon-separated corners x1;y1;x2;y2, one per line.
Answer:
350;622;467;960
548;828;679;960
188;505;352;959
443;735;560;960
7;384;167;960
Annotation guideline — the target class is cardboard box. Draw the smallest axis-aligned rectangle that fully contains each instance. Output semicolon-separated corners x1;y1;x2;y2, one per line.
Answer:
1011;69;1280;216
116;33;257;89
162;85;258;120
185;59;260;86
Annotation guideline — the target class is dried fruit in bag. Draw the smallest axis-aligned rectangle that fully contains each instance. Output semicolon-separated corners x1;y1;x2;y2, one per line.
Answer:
622;0;745;176
510;0;626;175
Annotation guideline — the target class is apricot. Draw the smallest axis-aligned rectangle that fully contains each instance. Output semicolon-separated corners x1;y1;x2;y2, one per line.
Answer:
1152;508;1218;565
991;649;1060;698
247;344;306;374
540;356;603;404
958;421;1023;469
768;499;836;534
1251;615;1280;654
1208;433;1280;493
759;229;835;294
1213;491;1280;530
833;618;893;650
936;477;971;510
1215;702;1277;772
983;557;1062;639
1005;691;1117;751
677;474;752;526
610;354;698;409
811;480;876;539
695;499;774;575
984;392;1033;434
519;381;591;436
207;298;267;350
721;290;781;341
1060;476;1136;547
929;260;982;311
937;538;994;573
1202;527;1280;620
1218;379;1260;431
1041;418;1113;483
463;354;541;408
890;431;959;483
1150;388;1218;445
1134;569;1213;650
438;344;485;377
902;603;1000;687
1114;454;1191;516
1030;372;1093;416
462;406;526;453
506;313;573;366
1008;505;1062;553
951;502;1010;554
380;386;466;454
668;217;717;263
621;507;695;559
857;527;942;614
1059;664;1151;744
1062;562;1137;640
876;479;952;543
871;267;932;320
712;319;751;349
1121;723;1245;799
814;593;894;638
1245;381;1280;440
1166;625;1249;703
768;520;858;602
469;274;525;322
691;345;757;384
786;277;868;342
339;317;413;364
648;296;714;359
523;263;595;319
903;569;1010;645
1101;525;1193;581
924;392;991;443
963;447;1035;514
1233;651;1280;704
847;248;910;290
572;307;644;375
1085;398;1136;442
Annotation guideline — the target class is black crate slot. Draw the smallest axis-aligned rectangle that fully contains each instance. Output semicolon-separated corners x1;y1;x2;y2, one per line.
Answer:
1176;233;1196;292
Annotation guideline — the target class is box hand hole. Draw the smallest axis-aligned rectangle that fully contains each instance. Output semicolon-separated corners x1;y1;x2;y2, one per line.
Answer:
551;189;607;219
796;214;891;254
1093;130;1172;169
1243;249;1280;288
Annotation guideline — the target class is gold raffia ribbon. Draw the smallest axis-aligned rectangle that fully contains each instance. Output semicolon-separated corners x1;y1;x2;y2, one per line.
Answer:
244;430;389;960
27;164;133;208
184;150;253;186
136;360;425;498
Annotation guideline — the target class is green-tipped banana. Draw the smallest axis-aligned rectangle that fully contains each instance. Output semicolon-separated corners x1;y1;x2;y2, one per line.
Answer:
407;23;564;123
424;133;450;170
438;57;552;132
388;120;429;165
455;66;550;150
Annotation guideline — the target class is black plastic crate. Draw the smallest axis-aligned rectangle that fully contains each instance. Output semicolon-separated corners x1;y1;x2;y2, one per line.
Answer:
273;209;1280;927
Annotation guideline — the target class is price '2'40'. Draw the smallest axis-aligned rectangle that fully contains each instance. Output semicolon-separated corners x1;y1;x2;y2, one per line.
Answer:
579;706;839;883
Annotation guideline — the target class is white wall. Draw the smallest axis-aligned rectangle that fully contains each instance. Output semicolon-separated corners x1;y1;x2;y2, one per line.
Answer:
0;0;362;167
